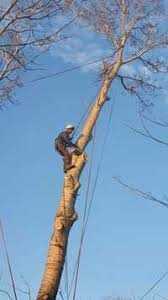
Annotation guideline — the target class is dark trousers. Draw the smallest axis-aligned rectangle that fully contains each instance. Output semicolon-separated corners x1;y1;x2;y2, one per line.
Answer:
56;143;72;171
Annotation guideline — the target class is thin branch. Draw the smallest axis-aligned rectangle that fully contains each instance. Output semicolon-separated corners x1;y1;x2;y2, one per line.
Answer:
154;294;168;300
0;220;18;300
113;177;168;209
20;275;32;300
143;115;168;128
0;0;18;22
123;40;168;65
139;57;168;74
125;123;168;146
139;271;168;300
0;289;13;300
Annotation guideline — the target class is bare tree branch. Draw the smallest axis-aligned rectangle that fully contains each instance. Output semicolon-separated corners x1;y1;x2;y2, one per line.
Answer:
125;123;168;146
123;40;168;65
143;115;168;128
0;0;76;105
113;177;168;209
0;288;13;300
19;275;32;300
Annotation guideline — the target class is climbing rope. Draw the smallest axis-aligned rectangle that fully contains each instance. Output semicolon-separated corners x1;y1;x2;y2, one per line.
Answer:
62;180;70;300
83;99;115;235
29;52;119;84
72;98;94;139
60;97;96;300
72;126;97;300
66;125;97;299
69;98;115;300
64;246;69;300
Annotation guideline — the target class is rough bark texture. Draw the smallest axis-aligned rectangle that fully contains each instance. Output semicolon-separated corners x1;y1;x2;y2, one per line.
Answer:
36;49;123;300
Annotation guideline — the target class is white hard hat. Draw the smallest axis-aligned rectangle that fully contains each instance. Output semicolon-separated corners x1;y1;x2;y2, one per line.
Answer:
65;124;75;129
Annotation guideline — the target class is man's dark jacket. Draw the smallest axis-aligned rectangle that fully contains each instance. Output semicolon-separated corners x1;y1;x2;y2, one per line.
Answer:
55;131;75;149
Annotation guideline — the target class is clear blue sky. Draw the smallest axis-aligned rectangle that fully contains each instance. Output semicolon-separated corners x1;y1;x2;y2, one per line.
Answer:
1;40;168;300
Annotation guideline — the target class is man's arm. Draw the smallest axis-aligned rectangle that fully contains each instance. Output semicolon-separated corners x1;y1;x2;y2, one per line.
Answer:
61;132;76;147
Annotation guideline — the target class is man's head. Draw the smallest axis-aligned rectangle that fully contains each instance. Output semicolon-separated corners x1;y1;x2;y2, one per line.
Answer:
65;124;75;134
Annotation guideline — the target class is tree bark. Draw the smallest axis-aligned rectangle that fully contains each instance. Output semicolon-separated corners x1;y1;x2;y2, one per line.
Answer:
36;49;123;300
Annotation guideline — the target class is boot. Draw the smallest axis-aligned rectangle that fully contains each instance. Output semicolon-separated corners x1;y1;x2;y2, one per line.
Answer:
64;164;75;173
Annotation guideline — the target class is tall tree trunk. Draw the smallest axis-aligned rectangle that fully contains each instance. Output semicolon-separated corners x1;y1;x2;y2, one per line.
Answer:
36;50;123;300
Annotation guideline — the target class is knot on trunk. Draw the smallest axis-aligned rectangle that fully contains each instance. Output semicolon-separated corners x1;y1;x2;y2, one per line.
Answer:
55;210;78;231
64;174;75;189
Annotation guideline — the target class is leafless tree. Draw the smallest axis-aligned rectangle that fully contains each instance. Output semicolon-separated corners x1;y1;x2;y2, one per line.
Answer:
36;1;168;300
78;0;168;144
0;0;74;107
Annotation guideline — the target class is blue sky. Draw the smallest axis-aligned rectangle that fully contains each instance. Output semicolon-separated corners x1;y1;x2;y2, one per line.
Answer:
1;20;168;300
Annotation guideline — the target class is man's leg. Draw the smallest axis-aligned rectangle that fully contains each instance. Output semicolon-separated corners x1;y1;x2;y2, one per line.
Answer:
63;149;73;172
56;144;75;172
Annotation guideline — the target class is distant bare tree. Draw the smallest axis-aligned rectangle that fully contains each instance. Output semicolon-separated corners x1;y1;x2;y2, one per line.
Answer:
36;1;168;300
0;0;74;106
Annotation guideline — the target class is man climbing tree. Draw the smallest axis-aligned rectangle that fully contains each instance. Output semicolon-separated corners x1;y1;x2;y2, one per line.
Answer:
37;1;168;299
55;124;81;172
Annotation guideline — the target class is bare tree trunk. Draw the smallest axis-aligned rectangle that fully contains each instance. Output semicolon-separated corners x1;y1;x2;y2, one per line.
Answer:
36;50;123;300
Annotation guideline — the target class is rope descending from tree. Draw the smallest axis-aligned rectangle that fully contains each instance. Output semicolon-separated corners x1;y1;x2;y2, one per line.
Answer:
68;99;115;300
